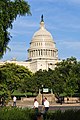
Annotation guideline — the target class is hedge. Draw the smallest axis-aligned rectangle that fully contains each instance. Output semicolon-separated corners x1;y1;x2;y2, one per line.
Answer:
0;107;80;120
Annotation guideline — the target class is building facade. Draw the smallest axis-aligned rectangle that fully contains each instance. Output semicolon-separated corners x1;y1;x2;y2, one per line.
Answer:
0;16;59;73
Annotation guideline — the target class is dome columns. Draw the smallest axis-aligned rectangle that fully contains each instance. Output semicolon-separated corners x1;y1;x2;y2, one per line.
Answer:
28;15;58;62
28;49;57;59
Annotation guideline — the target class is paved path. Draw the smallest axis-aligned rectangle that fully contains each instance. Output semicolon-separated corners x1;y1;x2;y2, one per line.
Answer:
8;100;80;111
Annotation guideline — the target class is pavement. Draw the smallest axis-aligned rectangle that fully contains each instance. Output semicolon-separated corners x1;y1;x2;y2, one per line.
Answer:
17;103;80;111
8;100;80;106
1;99;80;112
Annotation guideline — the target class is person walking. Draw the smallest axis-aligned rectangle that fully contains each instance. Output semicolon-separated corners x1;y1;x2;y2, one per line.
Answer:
43;97;49;120
13;96;17;107
33;98;39;120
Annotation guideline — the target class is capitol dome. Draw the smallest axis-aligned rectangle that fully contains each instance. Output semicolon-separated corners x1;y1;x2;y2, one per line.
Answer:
28;15;58;61
0;15;59;73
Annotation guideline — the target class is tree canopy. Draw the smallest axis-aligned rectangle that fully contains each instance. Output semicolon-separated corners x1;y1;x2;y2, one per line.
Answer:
0;63;32;98
0;0;31;58
0;57;80;101
52;57;79;96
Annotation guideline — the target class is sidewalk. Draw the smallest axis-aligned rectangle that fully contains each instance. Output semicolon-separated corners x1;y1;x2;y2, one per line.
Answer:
8;100;80;108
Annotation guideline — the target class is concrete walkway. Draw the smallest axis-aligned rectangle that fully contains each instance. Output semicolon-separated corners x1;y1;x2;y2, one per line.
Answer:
8;100;80;108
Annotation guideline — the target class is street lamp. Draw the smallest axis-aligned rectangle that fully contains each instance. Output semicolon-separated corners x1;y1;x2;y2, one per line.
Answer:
42;84;44;105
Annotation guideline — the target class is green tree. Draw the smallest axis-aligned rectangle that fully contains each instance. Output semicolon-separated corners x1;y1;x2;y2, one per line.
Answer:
53;57;78;96
50;69;64;95
0;63;32;99
74;61;80;94
0;0;31;58
32;69;52;93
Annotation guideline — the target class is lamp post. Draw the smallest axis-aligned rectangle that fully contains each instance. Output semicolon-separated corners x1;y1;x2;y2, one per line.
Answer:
42;84;44;105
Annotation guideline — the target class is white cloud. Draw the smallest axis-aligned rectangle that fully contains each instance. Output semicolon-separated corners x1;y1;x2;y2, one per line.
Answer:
49;0;80;4
28;0;80;4
10;30;32;36
13;18;38;28
66;0;80;4
58;41;80;50
8;17;39;36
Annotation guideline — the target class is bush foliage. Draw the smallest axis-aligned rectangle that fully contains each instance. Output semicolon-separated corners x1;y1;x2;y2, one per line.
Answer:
0;107;34;120
0;107;80;120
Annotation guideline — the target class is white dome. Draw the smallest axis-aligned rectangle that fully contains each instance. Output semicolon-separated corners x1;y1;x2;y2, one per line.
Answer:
33;28;52;38
32;28;53;43
28;17;58;60
30;21;55;49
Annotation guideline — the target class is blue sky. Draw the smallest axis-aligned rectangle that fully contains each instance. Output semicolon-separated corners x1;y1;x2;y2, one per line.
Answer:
1;0;80;61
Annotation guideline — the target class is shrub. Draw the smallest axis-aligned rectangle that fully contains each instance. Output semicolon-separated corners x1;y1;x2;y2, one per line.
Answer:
0;107;80;120
0;107;34;120
46;109;80;120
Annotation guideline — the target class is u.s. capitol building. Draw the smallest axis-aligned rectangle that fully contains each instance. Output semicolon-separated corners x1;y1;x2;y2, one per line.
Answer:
0;16;59;73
